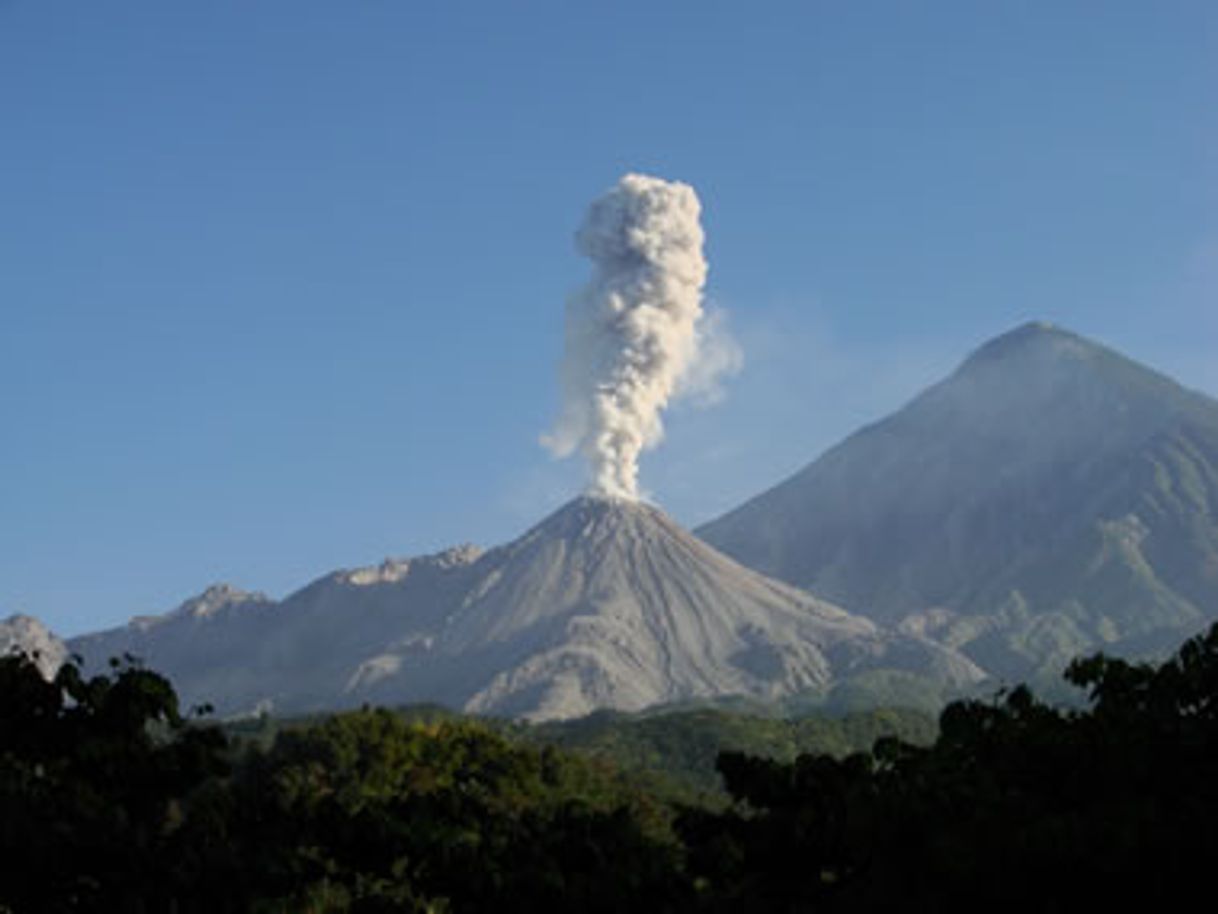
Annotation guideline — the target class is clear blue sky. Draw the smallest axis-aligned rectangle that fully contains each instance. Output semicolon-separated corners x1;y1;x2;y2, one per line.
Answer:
3;1;1215;635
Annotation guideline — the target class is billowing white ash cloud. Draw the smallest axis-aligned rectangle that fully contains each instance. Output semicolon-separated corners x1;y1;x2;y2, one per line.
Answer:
543;173;740;500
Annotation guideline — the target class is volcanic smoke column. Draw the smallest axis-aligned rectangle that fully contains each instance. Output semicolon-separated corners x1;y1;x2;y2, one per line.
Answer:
543;173;718;500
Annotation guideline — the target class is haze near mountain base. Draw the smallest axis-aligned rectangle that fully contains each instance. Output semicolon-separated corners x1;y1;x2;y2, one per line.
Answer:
542;173;738;499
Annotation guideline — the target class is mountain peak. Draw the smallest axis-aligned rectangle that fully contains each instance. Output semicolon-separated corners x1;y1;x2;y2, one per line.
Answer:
339;544;484;587
987;320;1064;343
128;583;271;629
568;492;655;513
524;493;665;539
902;321;1209;441
958;320;1097;370
178;583;268;616
951;321;1210;408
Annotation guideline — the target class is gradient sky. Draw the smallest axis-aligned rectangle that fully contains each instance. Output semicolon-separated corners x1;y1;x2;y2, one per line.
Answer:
3;1;1215;635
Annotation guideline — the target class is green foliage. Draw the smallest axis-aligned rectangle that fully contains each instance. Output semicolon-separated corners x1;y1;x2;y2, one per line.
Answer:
223;709;689;912
526;705;936;799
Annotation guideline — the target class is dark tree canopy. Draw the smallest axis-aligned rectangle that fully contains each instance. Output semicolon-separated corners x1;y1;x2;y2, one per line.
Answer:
680;622;1218;912
4;621;1218;912
0;653;227;913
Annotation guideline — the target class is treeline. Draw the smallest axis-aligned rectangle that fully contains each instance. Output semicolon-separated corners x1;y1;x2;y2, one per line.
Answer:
3;622;1218;912
228;702;939;803
522;704;937;799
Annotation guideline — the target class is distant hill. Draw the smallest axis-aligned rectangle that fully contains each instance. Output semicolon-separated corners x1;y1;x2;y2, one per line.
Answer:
699;322;1218;684
69;497;980;720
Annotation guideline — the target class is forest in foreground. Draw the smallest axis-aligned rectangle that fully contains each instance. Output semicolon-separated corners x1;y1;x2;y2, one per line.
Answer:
3;623;1218;913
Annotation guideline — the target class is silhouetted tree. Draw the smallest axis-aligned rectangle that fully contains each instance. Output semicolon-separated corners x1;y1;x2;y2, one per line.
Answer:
681;621;1218;912
0;653;228;913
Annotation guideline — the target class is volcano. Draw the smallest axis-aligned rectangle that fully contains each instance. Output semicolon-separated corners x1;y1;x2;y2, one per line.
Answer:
420;496;980;719
699;322;1218;684
70;497;981;720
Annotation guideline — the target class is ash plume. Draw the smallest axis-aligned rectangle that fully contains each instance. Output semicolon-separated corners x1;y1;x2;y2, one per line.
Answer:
542;173;738;499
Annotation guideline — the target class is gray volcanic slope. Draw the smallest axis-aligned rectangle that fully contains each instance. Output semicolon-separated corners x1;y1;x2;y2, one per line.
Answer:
698;322;1218;682
69;497;981;720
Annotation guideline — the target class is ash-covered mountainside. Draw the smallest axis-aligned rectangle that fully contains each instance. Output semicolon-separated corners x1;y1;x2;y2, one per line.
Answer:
1;613;68;678
699;322;1218;682
69;497;980;720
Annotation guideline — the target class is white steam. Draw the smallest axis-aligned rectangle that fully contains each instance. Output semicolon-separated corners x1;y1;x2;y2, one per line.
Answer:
543;173;739;500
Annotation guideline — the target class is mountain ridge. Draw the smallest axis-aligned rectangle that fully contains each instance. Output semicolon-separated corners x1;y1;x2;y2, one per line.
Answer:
69;496;982;720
